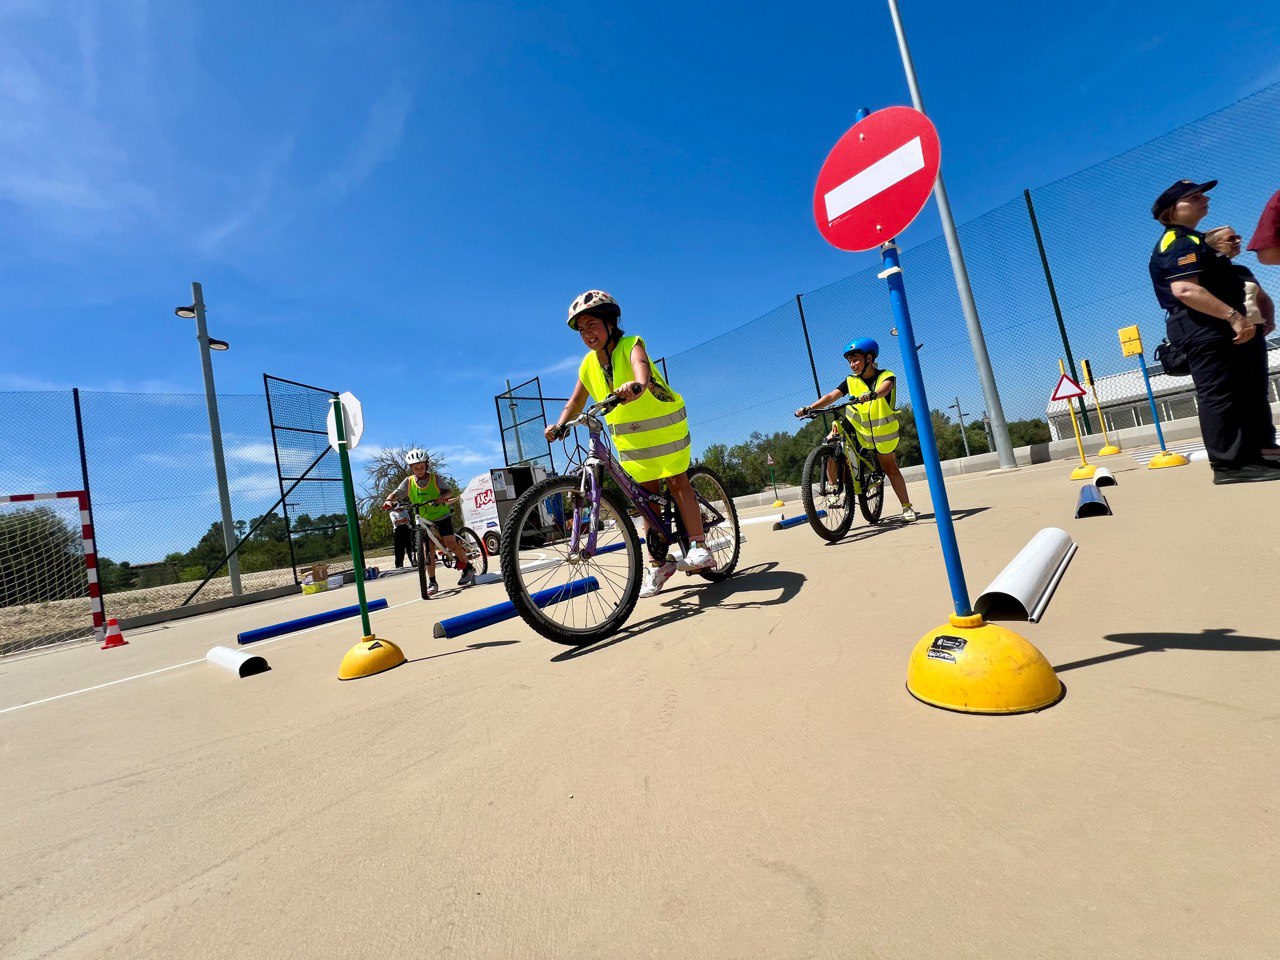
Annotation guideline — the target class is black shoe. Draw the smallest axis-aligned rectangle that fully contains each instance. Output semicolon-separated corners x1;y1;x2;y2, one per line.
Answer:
1212;463;1280;485
458;564;476;587
1255;458;1280;470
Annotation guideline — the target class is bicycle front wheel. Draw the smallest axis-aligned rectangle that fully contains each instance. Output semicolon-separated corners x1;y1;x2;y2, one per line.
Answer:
800;443;855;542
457;526;488;576
415;527;430;599
687;466;740;581
499;475;642;646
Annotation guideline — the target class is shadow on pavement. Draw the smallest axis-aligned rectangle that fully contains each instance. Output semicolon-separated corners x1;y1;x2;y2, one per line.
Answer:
551;561;805;662
824;505;989;545
1054;628;1280;673
409;640;519;665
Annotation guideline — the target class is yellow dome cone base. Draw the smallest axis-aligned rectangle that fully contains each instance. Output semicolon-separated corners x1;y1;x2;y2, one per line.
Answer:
338;635;406;680
906;614;1062;714
772;499;785;508
1070;463;1096;480
1098;444;1122;456
1148;451;1189;469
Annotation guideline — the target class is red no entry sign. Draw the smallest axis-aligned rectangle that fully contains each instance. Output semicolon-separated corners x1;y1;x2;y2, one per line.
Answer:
813;106;941;252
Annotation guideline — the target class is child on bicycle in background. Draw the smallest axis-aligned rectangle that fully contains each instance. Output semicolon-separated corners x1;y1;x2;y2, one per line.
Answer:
381;449;476;594
544;289;713;598
795;337;918;523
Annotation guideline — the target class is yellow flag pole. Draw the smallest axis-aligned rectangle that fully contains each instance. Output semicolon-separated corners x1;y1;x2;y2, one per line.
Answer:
1080;359;1120;455
1060;358;1096;480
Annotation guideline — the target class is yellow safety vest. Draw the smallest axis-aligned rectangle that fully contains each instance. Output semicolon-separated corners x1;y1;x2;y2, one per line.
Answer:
408;473;451;521
846;369;900;454
579;335;691;483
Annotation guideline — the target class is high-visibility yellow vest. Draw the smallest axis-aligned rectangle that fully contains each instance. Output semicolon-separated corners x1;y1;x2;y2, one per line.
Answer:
846;369;900;454
579;335;691;483
408;473;451;521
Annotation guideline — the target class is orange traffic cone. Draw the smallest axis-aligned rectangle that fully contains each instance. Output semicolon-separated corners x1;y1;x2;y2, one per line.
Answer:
101;618;128;650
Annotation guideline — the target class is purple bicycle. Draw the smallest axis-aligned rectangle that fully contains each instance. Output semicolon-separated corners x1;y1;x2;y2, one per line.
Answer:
498;393;741;645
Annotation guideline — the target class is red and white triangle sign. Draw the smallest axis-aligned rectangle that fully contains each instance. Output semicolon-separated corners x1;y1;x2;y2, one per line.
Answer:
1050;373;1087;402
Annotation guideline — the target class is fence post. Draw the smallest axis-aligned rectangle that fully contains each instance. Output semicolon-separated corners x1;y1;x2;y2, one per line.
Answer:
1024;188;1092;433
795;294;830;430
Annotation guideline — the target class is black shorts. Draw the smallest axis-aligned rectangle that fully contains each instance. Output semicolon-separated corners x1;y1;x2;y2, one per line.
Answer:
425;514;454;538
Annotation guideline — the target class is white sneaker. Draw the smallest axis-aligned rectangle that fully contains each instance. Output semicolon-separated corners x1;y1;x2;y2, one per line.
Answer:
901;506;919;523
682;544;715;570
639;560;678;598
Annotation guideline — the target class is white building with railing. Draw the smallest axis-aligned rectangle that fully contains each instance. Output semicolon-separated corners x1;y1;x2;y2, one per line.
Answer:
1045;338;1280;441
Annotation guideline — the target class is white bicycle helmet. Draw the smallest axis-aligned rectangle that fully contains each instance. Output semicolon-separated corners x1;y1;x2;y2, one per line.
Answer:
566;289;621;329
405;448;429;465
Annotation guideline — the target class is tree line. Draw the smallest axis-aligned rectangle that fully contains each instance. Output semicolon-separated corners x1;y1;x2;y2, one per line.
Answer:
700;407;1051;499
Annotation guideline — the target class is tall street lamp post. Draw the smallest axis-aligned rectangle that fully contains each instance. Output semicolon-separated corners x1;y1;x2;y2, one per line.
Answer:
886;0;1016;470
175;282;242;596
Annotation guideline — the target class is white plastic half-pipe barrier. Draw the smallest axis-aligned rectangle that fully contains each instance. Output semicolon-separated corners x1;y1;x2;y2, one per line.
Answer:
1093;466;1117;487
974;527;1077;624
206;646;270;678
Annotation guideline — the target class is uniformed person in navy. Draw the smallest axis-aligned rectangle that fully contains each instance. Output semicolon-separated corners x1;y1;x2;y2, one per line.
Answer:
1148;179;1280;484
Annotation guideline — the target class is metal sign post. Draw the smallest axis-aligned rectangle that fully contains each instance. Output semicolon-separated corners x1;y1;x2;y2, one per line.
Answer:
813;105;1060;714
1119;325;1189;470
331;394;405;680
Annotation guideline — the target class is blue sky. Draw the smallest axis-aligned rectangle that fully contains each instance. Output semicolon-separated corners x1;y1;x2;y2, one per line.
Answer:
3;0;1280;559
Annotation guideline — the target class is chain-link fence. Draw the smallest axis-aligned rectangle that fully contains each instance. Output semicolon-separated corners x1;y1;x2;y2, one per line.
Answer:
264;375;358;583
497;82;1280;491
0;384;342;654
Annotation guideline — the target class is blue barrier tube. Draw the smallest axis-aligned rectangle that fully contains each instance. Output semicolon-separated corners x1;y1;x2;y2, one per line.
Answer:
774;511;824;530
433;577;600;640
1137;354;1169;451
238;597;389;645
880;241;973;617
1075;483;1112;518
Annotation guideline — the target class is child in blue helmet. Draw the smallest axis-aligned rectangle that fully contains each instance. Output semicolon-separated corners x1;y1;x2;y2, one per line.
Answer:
795;337;918;523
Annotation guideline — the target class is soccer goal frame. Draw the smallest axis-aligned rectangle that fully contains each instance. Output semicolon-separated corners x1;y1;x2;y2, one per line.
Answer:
0;490;106;653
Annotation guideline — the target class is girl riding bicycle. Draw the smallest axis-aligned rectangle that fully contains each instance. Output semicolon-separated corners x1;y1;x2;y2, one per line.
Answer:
545;289;713;597
381;449;477;594
795;337;918;523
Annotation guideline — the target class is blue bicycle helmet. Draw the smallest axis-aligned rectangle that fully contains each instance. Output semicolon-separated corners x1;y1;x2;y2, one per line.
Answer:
842;337;879;359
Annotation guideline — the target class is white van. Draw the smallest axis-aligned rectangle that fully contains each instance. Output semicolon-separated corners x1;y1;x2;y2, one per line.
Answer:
461;473;501;556
462;465;553;556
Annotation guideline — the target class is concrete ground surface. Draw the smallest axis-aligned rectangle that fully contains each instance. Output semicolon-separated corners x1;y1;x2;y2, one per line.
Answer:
2;453;1278;960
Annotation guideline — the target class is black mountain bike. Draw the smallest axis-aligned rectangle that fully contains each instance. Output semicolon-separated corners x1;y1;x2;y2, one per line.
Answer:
797;402;884;541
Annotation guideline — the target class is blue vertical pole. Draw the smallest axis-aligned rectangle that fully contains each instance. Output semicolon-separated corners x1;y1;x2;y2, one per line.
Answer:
854;107;972;617
1137;354;1169;452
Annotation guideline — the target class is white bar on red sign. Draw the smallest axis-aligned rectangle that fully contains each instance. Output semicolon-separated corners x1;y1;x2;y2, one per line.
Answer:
823;137;925;223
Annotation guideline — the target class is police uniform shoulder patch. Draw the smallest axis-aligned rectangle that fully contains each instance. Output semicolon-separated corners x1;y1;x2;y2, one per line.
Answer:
1177;253;1197;266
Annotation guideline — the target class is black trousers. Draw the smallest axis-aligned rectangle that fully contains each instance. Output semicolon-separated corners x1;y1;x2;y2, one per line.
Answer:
1242;333;1277;449
1168;312;1258;468
393;524;413;567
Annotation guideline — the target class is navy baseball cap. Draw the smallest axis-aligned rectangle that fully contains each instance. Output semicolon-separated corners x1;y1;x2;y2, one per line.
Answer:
1152;179;1217;219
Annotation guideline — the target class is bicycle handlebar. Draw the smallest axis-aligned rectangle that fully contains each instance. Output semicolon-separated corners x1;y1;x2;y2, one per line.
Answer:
549;389;633;440
798;402;854;420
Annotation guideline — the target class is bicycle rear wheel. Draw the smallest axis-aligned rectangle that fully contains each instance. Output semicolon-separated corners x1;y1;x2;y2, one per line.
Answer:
499;475;642;645
858;460;885;525
457;526;488;576
800;443;854;542
686;466;740;580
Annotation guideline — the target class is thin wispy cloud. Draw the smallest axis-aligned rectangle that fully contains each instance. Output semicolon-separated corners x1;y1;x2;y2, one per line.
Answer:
198;135;298;254
0;3;157;233
322;84;412;197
